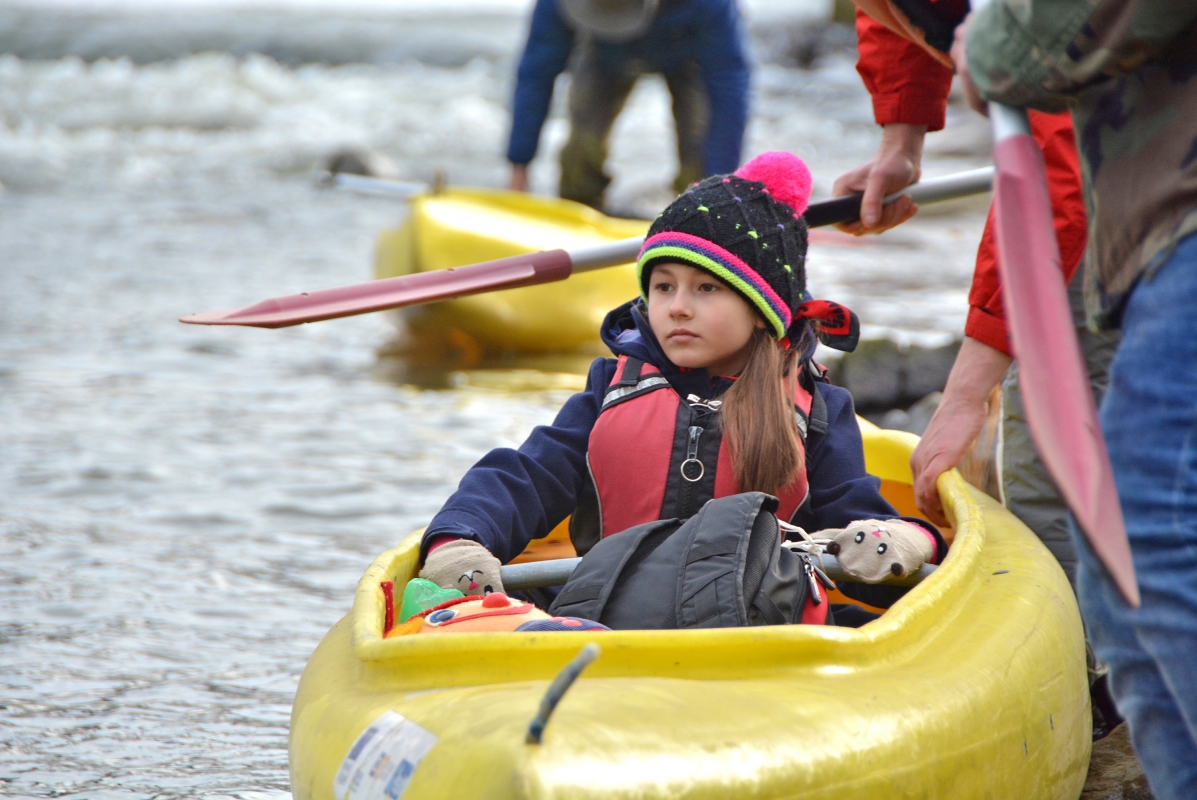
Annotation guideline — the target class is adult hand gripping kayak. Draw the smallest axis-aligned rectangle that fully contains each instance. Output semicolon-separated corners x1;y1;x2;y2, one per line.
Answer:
952;8;1139;607
178;168;992;329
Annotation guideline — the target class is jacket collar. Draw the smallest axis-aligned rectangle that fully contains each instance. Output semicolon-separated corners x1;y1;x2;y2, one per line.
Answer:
600;299;736;399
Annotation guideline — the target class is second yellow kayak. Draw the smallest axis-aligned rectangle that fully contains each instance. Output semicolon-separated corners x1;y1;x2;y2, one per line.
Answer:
374;188;647;365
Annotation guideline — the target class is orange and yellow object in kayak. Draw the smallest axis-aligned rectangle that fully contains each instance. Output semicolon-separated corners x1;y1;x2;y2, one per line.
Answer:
387;593;550;637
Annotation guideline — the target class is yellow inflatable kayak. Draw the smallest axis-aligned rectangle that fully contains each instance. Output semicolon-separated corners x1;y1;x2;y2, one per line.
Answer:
374;189;647;366
290;422;1090;799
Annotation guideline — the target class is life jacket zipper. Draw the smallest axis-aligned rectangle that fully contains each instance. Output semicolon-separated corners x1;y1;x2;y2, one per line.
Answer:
675;396;722;520
677;424;704;518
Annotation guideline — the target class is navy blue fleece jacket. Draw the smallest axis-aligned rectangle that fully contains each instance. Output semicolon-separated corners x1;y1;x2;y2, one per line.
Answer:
506;0;750;175
422;300;946;599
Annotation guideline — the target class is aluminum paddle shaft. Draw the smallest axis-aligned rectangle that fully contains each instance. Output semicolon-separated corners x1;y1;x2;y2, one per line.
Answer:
500;553;937;590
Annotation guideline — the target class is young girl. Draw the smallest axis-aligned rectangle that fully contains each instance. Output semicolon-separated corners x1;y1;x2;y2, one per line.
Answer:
418;152;944;624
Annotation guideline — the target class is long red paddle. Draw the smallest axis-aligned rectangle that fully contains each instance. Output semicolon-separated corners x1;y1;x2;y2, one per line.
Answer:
180;168;992;328
988;105;1139;606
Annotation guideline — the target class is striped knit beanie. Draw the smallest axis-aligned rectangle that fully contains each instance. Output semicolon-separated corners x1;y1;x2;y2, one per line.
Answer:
637;151;858;351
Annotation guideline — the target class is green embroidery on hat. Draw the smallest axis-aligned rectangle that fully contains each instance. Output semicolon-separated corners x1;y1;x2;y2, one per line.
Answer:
783;264;792;273
747;230;758;239
697;205;709;212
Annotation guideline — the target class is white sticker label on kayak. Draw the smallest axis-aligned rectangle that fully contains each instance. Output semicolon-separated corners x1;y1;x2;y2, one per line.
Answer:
333;711;438;800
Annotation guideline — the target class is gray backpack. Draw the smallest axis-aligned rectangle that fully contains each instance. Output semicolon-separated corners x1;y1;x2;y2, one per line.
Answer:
548;493;829;629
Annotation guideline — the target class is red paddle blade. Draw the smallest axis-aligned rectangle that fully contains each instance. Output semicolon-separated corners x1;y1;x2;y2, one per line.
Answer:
992;131;1140;607
179;249;573;328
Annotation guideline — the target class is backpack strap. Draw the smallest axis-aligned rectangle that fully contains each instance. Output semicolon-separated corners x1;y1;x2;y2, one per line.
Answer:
750;591;788;626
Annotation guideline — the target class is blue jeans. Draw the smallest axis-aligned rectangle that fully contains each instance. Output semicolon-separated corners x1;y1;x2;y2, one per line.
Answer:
1075;232;1197;800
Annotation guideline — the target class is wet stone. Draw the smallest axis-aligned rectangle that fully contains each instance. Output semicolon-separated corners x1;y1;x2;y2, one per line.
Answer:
1083;724;1155;800
874;392;942;436
824;337;961;414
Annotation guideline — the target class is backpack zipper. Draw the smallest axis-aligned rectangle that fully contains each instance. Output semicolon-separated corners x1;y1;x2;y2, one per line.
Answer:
799;553;837;606
802;557;823;605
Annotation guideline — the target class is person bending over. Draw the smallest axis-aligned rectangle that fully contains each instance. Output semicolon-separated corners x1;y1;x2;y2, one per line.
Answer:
507;0;749;211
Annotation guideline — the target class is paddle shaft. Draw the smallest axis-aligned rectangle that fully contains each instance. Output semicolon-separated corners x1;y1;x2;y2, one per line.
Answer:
180;168;993;328
500;553;936;590
568;167;994;274
324;169;994;225
322;171;426;198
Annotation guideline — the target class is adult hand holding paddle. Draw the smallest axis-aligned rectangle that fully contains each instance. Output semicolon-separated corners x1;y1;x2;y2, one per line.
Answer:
832;122;926;235
180;168;993;329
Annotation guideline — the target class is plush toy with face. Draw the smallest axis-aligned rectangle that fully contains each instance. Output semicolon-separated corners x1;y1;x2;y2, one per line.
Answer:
418;539;505;597
823;519;934;583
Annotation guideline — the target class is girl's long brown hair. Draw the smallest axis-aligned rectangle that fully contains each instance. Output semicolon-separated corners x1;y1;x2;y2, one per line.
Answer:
720;327;808;494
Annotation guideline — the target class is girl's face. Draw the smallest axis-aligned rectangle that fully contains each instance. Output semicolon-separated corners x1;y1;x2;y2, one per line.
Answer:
646;262;766;376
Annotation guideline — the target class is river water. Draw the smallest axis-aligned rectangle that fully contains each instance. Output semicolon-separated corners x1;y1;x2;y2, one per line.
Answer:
0;3;989;797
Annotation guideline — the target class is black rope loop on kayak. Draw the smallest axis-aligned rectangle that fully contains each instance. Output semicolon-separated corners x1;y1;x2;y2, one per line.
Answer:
526;643;602;745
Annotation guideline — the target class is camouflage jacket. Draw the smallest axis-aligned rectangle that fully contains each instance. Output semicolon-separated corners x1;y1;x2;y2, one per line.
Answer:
966;0;1197;329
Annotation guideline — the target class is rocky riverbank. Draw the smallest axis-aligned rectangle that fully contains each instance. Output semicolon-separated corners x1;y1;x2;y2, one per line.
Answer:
821;336;960;433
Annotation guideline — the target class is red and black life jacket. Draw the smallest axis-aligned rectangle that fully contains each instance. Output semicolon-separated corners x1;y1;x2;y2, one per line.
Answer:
570;354;828;555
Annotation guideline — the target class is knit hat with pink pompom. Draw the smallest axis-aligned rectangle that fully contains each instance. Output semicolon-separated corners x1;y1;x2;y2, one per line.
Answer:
638;151;836;343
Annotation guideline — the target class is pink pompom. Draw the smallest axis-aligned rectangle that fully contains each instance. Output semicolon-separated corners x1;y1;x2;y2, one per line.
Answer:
735;151;812;216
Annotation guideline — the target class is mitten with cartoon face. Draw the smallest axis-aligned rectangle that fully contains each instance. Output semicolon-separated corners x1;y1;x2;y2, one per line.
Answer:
418;538;505;597
823;519;934;583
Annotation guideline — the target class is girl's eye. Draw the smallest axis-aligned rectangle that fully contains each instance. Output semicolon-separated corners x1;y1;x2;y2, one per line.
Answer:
654;282;674;293
698;282;719;293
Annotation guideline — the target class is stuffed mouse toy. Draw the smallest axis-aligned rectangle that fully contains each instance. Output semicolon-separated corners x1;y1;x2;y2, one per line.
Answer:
823;519;934;583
